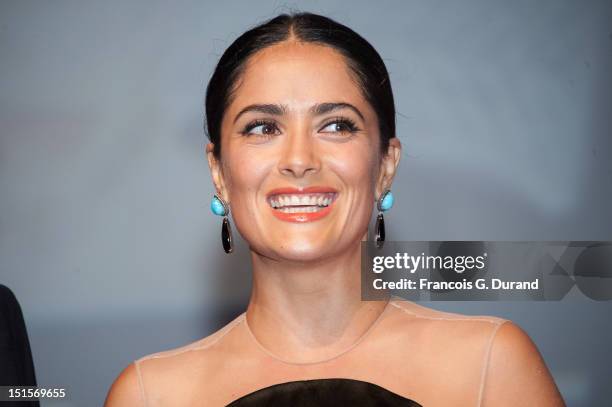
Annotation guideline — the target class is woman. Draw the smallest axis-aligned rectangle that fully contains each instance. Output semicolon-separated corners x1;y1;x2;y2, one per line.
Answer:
105;12;565;406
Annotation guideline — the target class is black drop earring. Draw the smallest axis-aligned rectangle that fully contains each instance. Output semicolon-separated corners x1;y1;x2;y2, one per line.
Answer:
375;212;385;248
211;194;233;254
221;216;233;254
375;189;394;248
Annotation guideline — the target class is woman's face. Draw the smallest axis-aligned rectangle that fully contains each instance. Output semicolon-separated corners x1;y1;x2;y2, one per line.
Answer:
207;41;400;262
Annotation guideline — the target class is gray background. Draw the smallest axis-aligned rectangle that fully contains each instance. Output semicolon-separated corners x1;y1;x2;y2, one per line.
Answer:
1;0;611;405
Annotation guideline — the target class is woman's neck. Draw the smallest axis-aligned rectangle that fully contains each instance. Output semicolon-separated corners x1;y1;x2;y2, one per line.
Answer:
244;239;390;364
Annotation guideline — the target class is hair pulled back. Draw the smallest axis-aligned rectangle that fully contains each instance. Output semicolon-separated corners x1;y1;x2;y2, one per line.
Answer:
205;12;395;159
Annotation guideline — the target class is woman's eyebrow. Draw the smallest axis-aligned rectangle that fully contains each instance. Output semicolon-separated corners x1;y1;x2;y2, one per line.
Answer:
233;104;287;124
310;102;365;121
233;102;364;124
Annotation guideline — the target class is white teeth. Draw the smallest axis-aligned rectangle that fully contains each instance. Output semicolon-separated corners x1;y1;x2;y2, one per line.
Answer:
268;192;337;211
277;206;323;213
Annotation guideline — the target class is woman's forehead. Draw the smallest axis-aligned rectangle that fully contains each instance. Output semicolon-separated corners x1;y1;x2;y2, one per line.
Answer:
229;42;368;113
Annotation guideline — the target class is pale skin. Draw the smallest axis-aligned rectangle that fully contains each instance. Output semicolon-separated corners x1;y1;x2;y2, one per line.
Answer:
105;40;565;406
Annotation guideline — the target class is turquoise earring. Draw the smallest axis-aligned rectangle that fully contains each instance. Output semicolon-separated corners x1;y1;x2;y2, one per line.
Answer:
210;194;233;253
375;189;394;248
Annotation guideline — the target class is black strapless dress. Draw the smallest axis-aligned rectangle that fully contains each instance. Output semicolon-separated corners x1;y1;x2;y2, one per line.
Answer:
226;378;423;406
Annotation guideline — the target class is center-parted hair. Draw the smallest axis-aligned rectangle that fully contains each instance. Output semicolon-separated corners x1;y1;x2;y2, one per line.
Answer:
205;12;396;159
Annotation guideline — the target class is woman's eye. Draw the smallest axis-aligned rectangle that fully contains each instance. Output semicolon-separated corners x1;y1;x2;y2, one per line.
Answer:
252;124;277;135
320;119;359;134
241;121;279;137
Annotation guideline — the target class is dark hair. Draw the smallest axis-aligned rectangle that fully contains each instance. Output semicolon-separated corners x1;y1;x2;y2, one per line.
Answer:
205;12;395;159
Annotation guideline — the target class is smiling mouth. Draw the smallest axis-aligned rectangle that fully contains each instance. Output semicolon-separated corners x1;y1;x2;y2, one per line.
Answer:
267;192;338;213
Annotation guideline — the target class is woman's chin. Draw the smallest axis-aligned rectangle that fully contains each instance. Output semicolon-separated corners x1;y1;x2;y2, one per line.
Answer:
265;238;342;263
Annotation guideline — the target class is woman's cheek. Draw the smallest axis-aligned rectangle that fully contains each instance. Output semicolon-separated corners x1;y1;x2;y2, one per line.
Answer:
224;151;271;226
226;148;269;190
326;143;377;188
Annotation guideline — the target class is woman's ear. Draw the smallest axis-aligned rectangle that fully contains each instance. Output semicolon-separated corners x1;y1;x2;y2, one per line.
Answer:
375;137;402;199
206;142;229;201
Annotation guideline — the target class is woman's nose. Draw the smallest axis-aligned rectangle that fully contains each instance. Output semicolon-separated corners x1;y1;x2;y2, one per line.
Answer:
277;128;321;178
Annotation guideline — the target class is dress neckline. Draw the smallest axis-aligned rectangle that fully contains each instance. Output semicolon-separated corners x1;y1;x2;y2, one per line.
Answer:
242;298;392;365
227;378;423;406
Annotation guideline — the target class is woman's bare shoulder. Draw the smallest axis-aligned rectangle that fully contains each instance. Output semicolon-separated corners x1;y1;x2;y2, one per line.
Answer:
382;298;510;361
104;362;143;407
386;297;508;328
105;312;246;406
480;320;566;406
382;298;565;405
140;312;245;364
